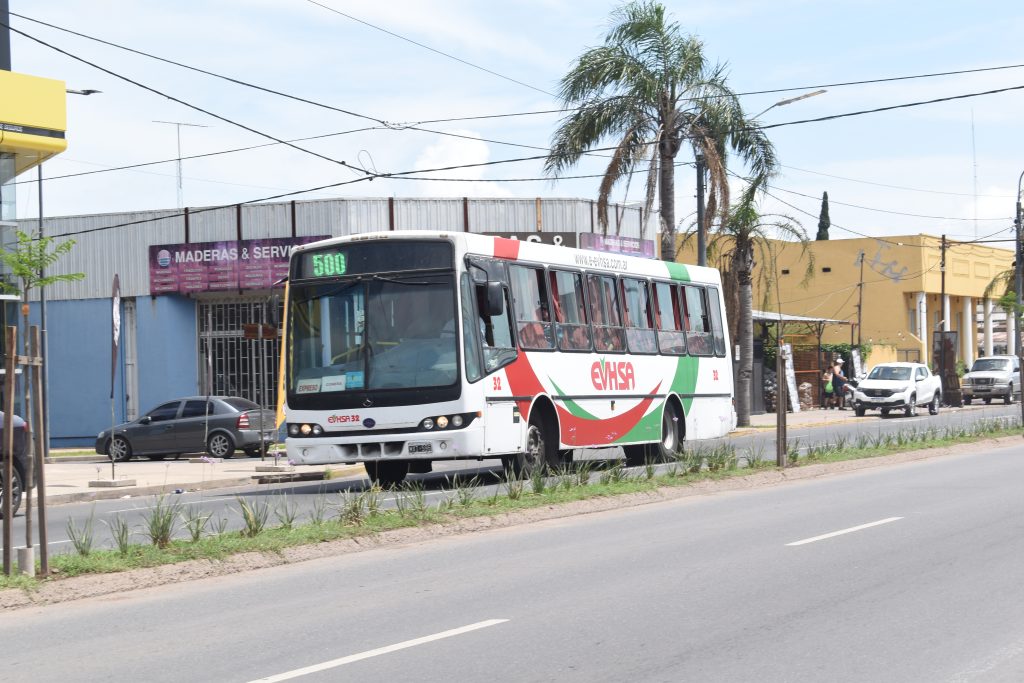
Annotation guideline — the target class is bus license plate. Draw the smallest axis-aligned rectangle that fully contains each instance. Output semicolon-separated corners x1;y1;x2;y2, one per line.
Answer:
408;442;433;455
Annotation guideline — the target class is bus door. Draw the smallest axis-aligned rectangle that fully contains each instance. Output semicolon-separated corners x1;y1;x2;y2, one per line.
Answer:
466;257;522;456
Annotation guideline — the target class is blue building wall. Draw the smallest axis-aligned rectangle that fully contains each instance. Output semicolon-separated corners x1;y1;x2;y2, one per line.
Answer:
42;295;197;447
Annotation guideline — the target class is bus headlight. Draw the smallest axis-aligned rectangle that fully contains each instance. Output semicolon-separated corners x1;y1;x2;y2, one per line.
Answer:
422;418;435;430
436;416;449;429
452;415;463;428
312;424;324;436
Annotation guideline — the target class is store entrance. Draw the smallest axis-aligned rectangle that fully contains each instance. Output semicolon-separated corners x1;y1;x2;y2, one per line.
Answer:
198;298;280;408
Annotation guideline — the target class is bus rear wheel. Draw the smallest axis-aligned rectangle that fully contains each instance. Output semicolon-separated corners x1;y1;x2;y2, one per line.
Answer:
624;401;682;466
365;460;409;488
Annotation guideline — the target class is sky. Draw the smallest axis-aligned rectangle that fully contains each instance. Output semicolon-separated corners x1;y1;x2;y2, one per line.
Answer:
6;0;1024;250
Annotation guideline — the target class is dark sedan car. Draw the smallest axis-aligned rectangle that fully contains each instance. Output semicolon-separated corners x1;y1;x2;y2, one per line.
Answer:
95;396;277;461
1;411;32;518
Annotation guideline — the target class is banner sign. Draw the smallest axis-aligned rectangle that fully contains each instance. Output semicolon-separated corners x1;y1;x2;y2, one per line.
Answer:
481;231;577;247
111;274;120;399
579;232;656;259
149;235;329;295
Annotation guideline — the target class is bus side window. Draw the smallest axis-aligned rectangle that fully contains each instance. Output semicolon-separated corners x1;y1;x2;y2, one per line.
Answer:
653;281;686;355
621;277;656;354
681;285;712;356
706;286;727;357
550;270;591;351
475;283;516;372
509;264;554;350
588;275;626;352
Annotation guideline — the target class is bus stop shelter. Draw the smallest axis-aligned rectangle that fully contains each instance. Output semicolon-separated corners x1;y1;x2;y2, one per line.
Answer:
747;310;853;413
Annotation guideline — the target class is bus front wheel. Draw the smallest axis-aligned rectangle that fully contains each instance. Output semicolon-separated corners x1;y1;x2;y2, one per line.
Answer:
508;412;557;477
365;460;409;488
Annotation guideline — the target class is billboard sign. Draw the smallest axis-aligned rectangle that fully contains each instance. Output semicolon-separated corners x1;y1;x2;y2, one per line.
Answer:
481;231;577;248
149;235;330;295
579;232;656;259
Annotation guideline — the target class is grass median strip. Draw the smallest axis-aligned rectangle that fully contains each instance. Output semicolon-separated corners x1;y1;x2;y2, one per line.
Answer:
2;418;1021;592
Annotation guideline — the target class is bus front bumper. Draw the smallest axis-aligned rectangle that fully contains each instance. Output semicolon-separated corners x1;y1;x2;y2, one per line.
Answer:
287;428;486;465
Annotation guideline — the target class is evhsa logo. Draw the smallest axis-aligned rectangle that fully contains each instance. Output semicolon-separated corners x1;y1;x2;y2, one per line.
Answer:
327;414;360;424
591;360;635;391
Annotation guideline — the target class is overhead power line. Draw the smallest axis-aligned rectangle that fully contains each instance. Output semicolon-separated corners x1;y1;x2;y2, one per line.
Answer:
771;186;1011;221
780;164;1015;199
2;20;372;176
760;83;1024;130
301;0;557;98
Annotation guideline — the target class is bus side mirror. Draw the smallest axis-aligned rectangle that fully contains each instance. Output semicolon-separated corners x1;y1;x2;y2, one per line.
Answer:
485;281;504;316
267;293;281;327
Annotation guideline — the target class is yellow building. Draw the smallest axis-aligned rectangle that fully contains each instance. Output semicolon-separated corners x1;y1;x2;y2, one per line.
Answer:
678;234;1014;368
0;69;68;219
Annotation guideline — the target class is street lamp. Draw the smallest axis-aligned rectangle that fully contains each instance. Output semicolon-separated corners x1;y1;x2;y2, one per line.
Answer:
753;89;828;119
37;88;102;459
695;89;827;268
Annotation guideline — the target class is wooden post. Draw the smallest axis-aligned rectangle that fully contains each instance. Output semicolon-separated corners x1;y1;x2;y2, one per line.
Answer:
776;343;787;468
24;333;34;554
3;326;16;575
31;327;48;575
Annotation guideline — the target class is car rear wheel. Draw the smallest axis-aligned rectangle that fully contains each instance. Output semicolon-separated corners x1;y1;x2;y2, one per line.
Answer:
207;433;236;459
108;436;132;462
929;393;940;415
0;464;23;519
1007;385;1015;404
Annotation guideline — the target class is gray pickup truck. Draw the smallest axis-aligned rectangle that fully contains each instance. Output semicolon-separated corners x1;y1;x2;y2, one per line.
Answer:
961;355;1021;404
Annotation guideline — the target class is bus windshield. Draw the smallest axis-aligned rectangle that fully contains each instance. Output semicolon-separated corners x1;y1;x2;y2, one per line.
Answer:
289;273;458;394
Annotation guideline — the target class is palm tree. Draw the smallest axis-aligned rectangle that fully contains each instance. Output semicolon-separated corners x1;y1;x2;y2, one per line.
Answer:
706;190;814;426
544;0;776;261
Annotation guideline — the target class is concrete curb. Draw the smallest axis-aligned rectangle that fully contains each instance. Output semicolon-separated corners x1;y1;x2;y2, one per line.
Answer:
35;464;367;506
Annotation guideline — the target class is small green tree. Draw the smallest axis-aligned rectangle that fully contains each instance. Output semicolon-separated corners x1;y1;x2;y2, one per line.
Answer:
816;191;830;240
0;230;86;353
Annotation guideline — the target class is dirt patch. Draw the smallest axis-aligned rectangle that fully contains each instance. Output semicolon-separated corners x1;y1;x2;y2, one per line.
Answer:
2;436;1016;611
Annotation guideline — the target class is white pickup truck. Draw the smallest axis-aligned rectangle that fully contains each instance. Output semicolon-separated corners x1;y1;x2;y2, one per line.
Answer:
852;362;943;417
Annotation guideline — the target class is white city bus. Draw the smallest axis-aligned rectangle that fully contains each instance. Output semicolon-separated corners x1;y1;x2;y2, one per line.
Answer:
283;231;735;486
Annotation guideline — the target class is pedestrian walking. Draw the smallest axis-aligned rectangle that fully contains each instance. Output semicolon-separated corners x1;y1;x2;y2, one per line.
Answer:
832;358;847;409
822;367;835;409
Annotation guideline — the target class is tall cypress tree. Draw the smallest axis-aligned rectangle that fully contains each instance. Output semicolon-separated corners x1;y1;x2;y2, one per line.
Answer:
816;191;831;240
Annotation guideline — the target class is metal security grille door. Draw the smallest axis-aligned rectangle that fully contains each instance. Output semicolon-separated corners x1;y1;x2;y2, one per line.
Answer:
198;299;279;407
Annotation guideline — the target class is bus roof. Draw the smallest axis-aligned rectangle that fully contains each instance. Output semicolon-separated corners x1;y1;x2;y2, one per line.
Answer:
291;230;722;285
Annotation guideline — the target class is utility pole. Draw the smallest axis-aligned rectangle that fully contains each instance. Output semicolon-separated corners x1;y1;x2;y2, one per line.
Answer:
1015;170;1024;430
856;250;865;348
153;120;208;209
695;153;706;267
939;234;947;400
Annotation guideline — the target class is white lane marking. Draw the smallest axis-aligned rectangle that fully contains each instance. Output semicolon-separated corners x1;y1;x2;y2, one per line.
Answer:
107;499;207;513
249;619;509;682
786;517;903;546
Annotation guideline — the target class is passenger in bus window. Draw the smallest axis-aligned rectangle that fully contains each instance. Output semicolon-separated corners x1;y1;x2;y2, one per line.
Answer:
518;304;553;350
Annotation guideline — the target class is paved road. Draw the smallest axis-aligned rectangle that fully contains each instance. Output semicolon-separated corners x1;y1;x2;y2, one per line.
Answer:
4;439;1024;681
2;402;1020;561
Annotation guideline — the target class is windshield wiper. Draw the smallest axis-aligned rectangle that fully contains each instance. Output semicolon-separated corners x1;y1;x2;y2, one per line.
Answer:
372;275;443;286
